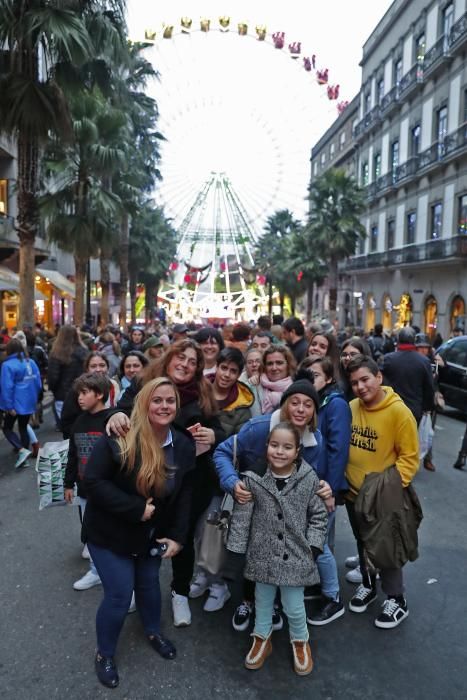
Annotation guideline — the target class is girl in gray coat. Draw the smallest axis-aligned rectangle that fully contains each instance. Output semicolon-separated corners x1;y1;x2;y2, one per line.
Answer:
227;422;327;676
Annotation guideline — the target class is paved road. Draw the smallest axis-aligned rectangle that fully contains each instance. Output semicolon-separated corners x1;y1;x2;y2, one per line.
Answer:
0;408;466;700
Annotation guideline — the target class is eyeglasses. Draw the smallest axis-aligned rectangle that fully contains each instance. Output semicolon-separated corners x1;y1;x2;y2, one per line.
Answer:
341;351;360;359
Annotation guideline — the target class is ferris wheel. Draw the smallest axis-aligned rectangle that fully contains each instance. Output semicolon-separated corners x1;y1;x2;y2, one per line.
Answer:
130;16;345;319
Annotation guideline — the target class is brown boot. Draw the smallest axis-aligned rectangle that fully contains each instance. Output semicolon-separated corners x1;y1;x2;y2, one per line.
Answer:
244;634;272;670
423;459;436;471
291;640;313;676
31;442;40;458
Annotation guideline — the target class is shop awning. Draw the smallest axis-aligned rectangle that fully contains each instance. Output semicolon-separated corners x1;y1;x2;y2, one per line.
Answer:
0;265;20;292
36;268;75;298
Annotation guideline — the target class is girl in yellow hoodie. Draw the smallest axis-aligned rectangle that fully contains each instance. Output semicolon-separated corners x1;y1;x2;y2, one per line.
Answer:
344;355;419;630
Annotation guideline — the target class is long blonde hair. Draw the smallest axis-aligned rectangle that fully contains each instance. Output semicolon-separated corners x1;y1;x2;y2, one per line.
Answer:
118;377;180;498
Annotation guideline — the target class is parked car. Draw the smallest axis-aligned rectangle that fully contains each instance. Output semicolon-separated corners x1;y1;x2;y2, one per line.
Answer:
436;335;467;414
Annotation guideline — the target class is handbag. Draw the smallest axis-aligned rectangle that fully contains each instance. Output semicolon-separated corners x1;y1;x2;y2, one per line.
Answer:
35;440;70;510
197;436;237;576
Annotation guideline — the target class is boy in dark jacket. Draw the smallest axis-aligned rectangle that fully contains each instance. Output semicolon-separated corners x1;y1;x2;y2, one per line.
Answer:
64;373;111;592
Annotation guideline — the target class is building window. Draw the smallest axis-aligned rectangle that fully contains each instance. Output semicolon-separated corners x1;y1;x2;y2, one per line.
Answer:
373;153;381;180
370;225;378;252
313;161;318;176
394;58;403;86
0;180;7;215
321;152;326;165
459;195;467;235
406;211;417;244
443;3;454;50
437;106;448;156
411;124;421;156
416;33;426;63
430;203;443;239
339;132;346;150
330;143;335;158
387;219;395;249
391;140;399;181
358;235;365;255
361;161;369;186
364;92;371;113
377;79;384;104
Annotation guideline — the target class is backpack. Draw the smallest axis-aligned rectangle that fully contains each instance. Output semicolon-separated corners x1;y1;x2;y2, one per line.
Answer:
369;335;385;361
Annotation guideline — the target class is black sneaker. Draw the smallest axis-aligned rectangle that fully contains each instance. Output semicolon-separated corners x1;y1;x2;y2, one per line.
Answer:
374;597;409;629
348;584;377;613
272;605;283;631
95;652;119;689
307;597;345;626
232;601;253;631
304;584;322;600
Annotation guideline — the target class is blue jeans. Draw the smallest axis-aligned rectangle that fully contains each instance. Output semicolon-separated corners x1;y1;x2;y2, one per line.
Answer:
88;543;162;657
316;510;340;601
78;498;98;577
254;583;308;642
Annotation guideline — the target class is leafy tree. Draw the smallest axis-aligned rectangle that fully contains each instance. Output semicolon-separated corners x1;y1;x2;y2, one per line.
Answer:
0;0;97;323
305;169;366;321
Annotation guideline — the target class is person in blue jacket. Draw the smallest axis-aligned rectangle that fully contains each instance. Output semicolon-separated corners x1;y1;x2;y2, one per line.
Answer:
214;373;336;632
300;356;351;625
0;338;42;468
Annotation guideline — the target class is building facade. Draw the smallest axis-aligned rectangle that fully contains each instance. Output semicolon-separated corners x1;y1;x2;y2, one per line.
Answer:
310;0;467;338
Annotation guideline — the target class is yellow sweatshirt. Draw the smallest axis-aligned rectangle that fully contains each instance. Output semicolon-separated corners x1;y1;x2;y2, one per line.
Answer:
346;386;419;497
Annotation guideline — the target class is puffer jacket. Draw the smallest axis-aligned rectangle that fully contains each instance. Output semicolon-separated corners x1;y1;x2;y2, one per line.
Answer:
316;385;351;495
0;353;42;414
218;380;255;438
227;459;327;587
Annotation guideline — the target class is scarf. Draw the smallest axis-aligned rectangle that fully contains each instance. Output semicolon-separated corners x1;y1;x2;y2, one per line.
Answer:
176;379;200;407
260;375;293;414
397;344;417;352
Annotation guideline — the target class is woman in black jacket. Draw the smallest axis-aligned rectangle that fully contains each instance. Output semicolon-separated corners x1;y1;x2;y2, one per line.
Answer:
83;377;196;689
106;339;226;627
47;325;89;426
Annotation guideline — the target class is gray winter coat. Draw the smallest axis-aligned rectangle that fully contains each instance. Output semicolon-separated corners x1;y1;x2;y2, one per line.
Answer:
226;460;327;587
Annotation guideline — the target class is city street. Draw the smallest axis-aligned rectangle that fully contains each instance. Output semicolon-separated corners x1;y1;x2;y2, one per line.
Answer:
0;407;466;700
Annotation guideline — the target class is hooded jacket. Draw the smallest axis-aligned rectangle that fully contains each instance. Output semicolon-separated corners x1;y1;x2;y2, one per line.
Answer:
316;386;350;494
346;386;419;497
216;380;255;438
0;354;42;414
226;459;327;587
47;346;89;401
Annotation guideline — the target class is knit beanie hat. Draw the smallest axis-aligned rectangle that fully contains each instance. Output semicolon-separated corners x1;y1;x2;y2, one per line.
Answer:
280;370;320;413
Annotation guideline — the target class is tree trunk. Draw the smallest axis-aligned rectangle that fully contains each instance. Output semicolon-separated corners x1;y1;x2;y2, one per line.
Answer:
119;212;129;328
279;291;285;315
129;269;137;326
267;278;273;319
100;254;110;326
144;277;156;325
290;296;296;316
306;278;314;322
17;134;40;325
74;255;87;326
328;259;338;323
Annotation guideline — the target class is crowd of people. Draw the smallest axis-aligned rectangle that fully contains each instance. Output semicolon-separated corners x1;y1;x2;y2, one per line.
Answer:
0;314;465;688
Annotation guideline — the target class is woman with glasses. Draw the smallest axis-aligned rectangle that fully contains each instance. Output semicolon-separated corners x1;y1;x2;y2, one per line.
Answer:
339;337;372;402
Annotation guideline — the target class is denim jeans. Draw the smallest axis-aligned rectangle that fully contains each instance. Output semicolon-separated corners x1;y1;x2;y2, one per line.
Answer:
88;542;162;657
3;413;31;450
316;510;340;601
254;583;308;642
78;498;98;577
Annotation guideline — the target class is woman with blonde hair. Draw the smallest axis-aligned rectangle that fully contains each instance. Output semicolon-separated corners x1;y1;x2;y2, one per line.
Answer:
83;377;196;688
47;325;88;424
106;339;226;626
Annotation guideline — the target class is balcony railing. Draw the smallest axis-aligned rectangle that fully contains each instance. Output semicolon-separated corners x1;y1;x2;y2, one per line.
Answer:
423;35;449;75
449;11;467;51
380;86;399;115
353;105;381;139
395;156;419;182
0;214;14;238
376;172;395;193
418;142;439;169
342;235;467;272
399;64;423;96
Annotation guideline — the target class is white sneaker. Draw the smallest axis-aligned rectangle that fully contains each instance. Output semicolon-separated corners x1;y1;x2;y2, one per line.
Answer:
81;544;90;560
128;592;136;613
73;570;102;590
189;572;209;599
203;583;231;612
15;448;32;469
345;555;359;568
172;591;191;627
346;565;363;584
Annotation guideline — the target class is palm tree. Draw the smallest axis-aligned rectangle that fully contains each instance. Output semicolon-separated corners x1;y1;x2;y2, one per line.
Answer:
256;209;303;316
0;0;118;324
305;169;366;321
